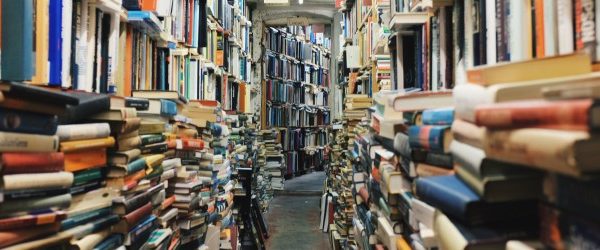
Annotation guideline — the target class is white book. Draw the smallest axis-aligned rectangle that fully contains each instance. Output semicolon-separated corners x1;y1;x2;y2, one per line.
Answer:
509;0;532;61
61;0;73;88
439;8;448;89
485;0;497;64
464;0;474;69
431;16;440;91
557;0;574;54
544;0;558;57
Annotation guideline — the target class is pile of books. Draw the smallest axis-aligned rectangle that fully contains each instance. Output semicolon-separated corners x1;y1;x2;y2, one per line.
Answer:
255;130;285;209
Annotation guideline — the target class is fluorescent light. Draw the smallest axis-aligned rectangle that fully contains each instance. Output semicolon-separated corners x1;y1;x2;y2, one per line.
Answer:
264;0;289;4
299;0;303;4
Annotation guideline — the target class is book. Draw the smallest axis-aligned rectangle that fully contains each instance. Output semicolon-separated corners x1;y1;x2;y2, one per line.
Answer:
2;172;74;191
132;90;188;104
416;175;538;225
108;149;141;165
451;119;486;148
389;91;453;112
0;223;61;248
59;136;115;152
56;123;111;141
64;147;107;172
475;99;599;130
466;53;591;85
0;193;72;215
408;125;452;153
543;81;600;100
0;152;64;174
484;128;599;177
0;211;67;231
0;108;58;135
1;0;33;81
421;107;454;125
91;108;137;121
0;131;59;152
110;96;150;110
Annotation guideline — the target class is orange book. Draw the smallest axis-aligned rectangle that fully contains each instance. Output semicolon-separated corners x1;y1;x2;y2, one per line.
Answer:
124;26;133;97
64;148;107;172
535;0;545;58
141;0;157;10
60;137;115;153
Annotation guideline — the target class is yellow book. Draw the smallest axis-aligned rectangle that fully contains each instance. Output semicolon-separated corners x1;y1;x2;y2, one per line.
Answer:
467;53;591;86
59;137;115;153
31;0;49;84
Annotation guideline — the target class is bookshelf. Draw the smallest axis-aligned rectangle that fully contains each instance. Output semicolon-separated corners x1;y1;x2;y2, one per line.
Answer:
260;25;332;178
0;0;265;249
323;0;600;249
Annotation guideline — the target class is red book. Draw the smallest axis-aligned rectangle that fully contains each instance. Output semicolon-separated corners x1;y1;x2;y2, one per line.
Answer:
1;152;64;174
475;99;597;130
175;138;205;150
0;211;67;231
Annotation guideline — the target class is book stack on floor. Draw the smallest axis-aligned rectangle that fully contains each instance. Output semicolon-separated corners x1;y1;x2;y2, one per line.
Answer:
256;129;285;209
447;54;600;248
94;100;172;249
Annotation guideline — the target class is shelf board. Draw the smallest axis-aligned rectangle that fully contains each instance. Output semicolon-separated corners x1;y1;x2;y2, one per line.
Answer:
389;12;429;31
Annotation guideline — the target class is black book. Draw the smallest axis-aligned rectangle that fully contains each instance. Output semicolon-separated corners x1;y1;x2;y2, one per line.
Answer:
59;91;111;124
0;108;58;135
0;81;79;105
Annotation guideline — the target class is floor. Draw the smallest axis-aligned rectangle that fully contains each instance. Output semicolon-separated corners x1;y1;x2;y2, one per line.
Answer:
264;171;330;250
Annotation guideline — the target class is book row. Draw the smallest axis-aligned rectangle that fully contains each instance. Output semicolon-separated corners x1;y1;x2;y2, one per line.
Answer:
265;104;331;128
265;79;329;106
266;52;331;86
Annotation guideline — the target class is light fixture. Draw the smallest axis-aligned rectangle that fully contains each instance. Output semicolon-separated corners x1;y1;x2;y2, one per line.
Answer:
299;0;303;4
264;0;289;4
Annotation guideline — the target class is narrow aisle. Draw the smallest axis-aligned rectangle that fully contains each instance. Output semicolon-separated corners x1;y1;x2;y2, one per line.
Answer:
265;172;329;250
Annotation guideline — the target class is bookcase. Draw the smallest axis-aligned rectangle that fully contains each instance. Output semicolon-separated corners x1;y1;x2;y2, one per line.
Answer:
261;25;333;178
0;0;263;249
323;0;600;249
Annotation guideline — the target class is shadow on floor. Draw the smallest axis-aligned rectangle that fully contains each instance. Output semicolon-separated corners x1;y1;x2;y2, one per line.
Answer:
265;171;330;250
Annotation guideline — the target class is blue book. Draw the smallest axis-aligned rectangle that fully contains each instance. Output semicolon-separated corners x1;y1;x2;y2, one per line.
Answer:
48;0;62;85
1;0;33;81
128;11;161;35
408;125;451;153
160;99;177;117
93;234;123;250
422;107;455;125
415;175;537;225
0;108;58;135
61;207;112;230
556;175;600;222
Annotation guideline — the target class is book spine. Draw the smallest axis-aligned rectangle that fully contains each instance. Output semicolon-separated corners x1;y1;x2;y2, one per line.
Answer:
61;207;112;230
0;109;58;135
125;98;150;110
127;157;148;174
3;172;74;191
93;234;123;250
123;202;153;229
558;0;575;54
141;134;166;145
1;152;64;174
141;142;169;154
0;212;66;231
73;168;103;185
408;126;449;152
1;0;34;81
116;136;141;151
0;132;59;153
60;136;115;152
49;0;63;85
4;187;70;200
484;128;588;176
421;108;455;125
0;193;72;214
577;0;596;60
123;192;152;214
64;148;107;172
535;0;546;57
56;123;111;141
474;99;591;129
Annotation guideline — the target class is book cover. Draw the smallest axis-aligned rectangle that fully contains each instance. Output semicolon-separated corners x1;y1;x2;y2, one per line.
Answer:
0;108;58;135
0;193;72;214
